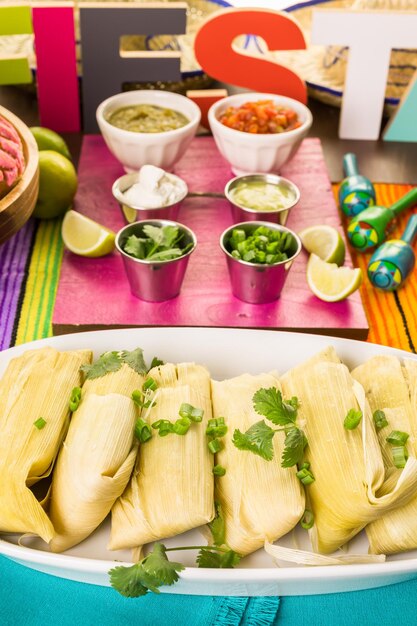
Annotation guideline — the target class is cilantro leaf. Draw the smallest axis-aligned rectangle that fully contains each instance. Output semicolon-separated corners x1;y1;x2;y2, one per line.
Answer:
120;348;147;375
124;235;146;259
109;563;154;598
143;224;165;245
147;248;184;262
197;547;241;569
253;387;298;426
281;427;307;468
161;225;180;248
109;543;184;598
233;420;275;461
122;225;190;262
196;549;223;568
80;351;122;380
141;543;184;587
149;357;164;370
208;502;225;546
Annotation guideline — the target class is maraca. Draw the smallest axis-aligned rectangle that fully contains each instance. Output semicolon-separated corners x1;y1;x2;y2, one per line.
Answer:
338;153;376;217
347;187;417;252
368;214;417;291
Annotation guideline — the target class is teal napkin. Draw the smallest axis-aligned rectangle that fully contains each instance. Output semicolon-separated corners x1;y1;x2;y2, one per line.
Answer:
0;556;280;626
2;555;417;626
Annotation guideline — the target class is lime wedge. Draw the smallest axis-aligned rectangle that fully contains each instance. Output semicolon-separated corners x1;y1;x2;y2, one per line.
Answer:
298;224;346;266
306;254;362;302
61;210;115;257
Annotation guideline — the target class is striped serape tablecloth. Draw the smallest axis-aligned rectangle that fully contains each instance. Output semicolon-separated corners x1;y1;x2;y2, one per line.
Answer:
1;183;416;352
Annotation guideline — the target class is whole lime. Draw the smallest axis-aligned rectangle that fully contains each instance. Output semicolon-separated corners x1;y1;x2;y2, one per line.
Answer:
33;151;78;220
30;127;72;160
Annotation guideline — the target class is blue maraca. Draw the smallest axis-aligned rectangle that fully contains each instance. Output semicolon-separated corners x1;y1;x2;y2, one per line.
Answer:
338;153;376;217
368;214;417;291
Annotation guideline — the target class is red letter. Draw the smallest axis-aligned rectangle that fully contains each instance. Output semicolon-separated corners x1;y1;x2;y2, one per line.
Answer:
194;8;306;103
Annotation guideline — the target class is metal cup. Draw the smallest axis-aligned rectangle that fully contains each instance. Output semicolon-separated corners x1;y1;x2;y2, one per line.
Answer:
116;219;196;302
224;173;300;226
220;221;302;304
112;172;188;224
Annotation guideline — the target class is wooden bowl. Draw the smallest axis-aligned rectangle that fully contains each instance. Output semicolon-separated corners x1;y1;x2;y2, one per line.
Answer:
0;105;39;245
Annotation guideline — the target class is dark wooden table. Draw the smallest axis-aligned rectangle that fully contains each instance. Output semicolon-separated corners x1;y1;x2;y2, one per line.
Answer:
1;85;417;184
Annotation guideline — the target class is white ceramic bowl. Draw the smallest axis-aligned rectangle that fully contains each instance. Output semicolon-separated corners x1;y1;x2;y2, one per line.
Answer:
96;90;201;172
208;93;313;176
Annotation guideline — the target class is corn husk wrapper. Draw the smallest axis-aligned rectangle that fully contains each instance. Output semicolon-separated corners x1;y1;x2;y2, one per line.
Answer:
280;347;417;555
353;356;417;554
0;347;92;543
211;373;305;556
110;363;214;551
49;362;145;552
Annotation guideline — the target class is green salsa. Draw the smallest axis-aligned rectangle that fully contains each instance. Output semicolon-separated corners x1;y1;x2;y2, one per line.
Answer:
106;104;189;133
230;180;296;212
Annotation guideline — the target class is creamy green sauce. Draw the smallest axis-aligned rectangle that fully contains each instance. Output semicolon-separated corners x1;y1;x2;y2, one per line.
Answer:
231;181;296;212
106;104;189;133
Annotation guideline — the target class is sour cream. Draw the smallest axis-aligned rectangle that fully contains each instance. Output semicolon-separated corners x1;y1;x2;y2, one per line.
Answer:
122;165;187;208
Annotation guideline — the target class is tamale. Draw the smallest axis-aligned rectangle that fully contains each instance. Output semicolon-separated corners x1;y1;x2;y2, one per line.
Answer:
0;347;92;543
49;394;138;552
110;363;214;551
211;373;305;556
49;355;146;552
353;356;417;554
280;347;417;554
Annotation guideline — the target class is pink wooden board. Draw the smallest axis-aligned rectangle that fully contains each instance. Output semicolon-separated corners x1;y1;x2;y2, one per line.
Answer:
53;136;369;338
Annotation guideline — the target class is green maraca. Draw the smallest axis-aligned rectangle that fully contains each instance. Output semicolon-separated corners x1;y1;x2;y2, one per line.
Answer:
339;153;376;217
368;214;417;291
347;187;417;252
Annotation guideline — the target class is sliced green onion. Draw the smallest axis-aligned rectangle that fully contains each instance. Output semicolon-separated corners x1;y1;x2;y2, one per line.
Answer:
152;419;174;436
300;461;310;471
206;417;228;438
296;467;315;485
179;403;204;423
386;430;409;446
173;417;191;435
69;386;82;412
134;418;152;443
392;445;408;469
143;377;158;392
373;409;388;431
300;509;314;530
34;417;46;430
131;389;144;406
208;438;223;454
213;465;226;476
344;408;363;430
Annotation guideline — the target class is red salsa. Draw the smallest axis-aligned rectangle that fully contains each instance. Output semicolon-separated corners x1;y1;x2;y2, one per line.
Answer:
219;99;302;134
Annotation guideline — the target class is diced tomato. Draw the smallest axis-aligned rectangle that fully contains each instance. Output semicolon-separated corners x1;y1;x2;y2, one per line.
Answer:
219;100;301;134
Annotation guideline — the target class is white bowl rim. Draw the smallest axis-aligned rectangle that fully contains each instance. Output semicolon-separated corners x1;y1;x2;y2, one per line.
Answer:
96;89;201;138
208;92;313;141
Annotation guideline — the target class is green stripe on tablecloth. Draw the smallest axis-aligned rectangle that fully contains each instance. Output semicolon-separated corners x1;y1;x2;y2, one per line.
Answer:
15;218;64;344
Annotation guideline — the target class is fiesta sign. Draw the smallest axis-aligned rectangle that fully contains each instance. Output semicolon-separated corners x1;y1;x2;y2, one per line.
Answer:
1;3;417;141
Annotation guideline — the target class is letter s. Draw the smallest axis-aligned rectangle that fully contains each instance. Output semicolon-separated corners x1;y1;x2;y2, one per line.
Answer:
194;8;307;103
